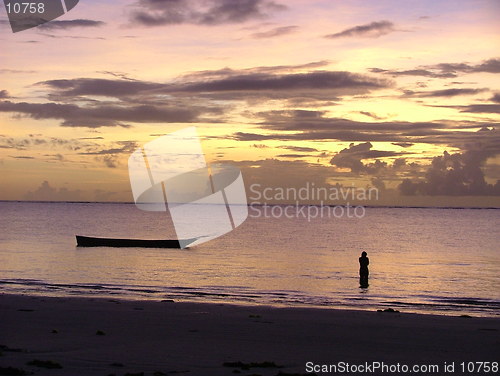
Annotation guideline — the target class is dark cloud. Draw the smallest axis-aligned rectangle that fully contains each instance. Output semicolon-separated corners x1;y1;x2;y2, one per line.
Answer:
275;153;308;158
230;110;500;155
404;88;488;98
174;71;391;95
279;145;318;152
38;78;162;98
83;142;140;168
368;68;387;74
38;70;389;103
250;25;298;38
458;104;500;114
44;153;65;161
0;90;9;99
392;142;414;148
0;100;208;128
96;71;135;80
325;20;394;39
472;58;500;73
232;128;500;153
329;142;408;173
131;0;285;26
372;58;500;79
79;141;138;155
430;63;473;75
434;58;500;75
491;93;500;103
172;60;330;81
10;155;35;159
255;110;443;132
97;155;118;168
0;135;102;152
358;111;385;120
399;151;500;196
371;68;454;79
38;19;105;30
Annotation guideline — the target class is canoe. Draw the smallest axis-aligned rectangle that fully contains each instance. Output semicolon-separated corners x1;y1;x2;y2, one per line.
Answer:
76;235;195;248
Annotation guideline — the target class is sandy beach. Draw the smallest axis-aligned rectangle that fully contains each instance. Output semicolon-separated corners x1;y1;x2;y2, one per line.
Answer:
0;294;498;375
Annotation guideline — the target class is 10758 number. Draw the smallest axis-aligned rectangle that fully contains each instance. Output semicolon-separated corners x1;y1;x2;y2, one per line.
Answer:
6;2;45;14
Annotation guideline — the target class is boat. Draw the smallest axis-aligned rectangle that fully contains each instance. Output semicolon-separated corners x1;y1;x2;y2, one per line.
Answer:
76;235;196;248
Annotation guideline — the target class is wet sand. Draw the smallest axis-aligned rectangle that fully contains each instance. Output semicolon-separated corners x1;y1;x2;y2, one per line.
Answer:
0;293;498;375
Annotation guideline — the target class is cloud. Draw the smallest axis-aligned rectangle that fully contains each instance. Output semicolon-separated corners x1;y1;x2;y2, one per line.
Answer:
358;111;385;120
0;135;105;154
40;61;332;98
0;90;9;99
279;145;318;152
79;141;138;155
275;153;308;158
491;93;500;103
250;25;298;38
329;142;407;173
131;0;285;27
97;155;118;168
44;153;65;161
232;127;500;153
372;58;500;78
0;69;37;74
24;181;82;201
404;88;488;98
174;71;391;96
0;100;209;128
457;104;500;114
38;19;105;30
392;142;414;148
230;110;500;155
473;58;500;73
252;143;268;148
39;78;162;98
399;151;500;196
433;58;500;75
370;68;455;79
325;20;395;39
0;66;386;130
234;158;340;193
38;70;390;102
10;155;35;159
38;33;106;40
254;110;442;133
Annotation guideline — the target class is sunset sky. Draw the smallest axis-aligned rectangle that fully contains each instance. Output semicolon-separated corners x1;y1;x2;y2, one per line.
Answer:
1;0;499;206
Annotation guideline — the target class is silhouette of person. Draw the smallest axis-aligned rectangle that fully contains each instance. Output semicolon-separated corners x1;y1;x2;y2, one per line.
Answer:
359;251;369;287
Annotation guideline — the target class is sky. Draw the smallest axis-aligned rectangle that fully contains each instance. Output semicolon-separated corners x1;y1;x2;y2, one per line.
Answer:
0;0;499;206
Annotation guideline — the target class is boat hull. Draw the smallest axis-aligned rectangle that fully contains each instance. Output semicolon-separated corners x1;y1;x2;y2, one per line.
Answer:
76;235;191;248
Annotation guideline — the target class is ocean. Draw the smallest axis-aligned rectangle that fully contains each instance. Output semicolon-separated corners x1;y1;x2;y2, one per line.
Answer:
0;201;498;317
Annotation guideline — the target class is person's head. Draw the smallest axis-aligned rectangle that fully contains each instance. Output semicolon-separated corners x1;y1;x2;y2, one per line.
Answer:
361;251;367;257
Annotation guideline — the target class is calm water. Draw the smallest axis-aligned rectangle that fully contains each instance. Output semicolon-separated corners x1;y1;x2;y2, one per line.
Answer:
0;201;498;317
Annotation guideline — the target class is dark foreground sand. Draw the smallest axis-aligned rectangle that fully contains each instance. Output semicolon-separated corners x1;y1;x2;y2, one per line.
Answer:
0;294;498;376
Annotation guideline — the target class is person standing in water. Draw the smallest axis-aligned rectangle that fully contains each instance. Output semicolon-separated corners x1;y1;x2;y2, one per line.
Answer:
359;251;369;287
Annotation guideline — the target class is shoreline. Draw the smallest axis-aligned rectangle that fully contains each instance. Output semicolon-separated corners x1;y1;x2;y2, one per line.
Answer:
1;293;498;375
1;283;498;319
